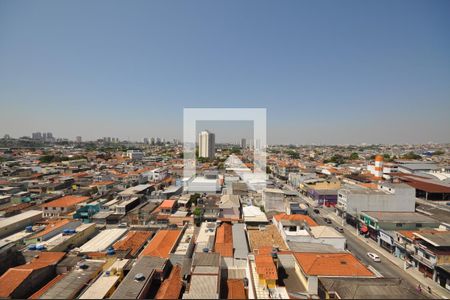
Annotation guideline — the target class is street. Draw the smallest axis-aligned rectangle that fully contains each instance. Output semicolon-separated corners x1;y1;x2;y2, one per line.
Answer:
277;179;438;298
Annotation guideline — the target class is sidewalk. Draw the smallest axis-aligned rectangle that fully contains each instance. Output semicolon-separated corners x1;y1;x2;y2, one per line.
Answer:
326;212;450;299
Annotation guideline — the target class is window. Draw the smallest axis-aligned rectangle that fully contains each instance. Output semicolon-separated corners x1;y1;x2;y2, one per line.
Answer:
396;223;403;227
416;223;422;228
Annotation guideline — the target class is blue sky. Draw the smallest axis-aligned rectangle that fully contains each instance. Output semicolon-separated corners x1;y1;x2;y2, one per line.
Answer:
0;0;449;144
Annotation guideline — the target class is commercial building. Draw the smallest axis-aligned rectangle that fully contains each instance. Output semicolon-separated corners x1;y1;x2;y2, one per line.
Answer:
336;183;416;226
0;210;42;238
43;223;97;252
78;228;127;253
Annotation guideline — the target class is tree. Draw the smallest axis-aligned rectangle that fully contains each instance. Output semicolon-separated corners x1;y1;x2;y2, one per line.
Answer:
193;207;202;216
324;154;346;165
190;193;201;206
401;152;421;160
432;150;445;156
348;153;359;160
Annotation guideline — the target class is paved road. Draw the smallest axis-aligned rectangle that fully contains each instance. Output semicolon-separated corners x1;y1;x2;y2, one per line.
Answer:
308;205;430;298
277;180;434;298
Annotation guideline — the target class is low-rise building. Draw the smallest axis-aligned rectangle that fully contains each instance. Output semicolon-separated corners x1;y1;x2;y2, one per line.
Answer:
110;256;168;299
42;195;90;218
293;252;375;297
262;188;285;212
0;210;42;238
183;252;221;299
0;252;65;299
39;259;105;299
78;259;129;299
140;229;182;258
78;228;128;253
336;183;416;227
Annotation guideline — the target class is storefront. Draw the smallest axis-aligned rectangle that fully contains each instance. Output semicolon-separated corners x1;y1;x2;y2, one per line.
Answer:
379;230;395;253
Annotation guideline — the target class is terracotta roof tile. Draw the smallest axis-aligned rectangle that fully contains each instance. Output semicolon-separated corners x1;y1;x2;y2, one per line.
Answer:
159;199;176;209
0;252;65;298
227;279;246;299
113;231;153;257
273;213;318;227
155;265;182;299
255;255;278;280
28;274;66;299
30;219;72;239
42;195;89;208
214;223;233;257
294;252;374;277
140;229;182;258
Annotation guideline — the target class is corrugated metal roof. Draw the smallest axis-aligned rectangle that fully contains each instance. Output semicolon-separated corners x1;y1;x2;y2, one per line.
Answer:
232;223;249;259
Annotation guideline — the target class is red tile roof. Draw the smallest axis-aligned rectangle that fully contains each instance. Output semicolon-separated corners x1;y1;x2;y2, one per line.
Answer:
140;229;182;258
42;195;89;208
30;219;72;239
28;274;66;299
294;252;374;277
227;279;246;299
159;199;176;209
273;213;318;227
255;254;278;280
113;230;153;257
0;252;65;298
214;223;233;257
155;265;182;299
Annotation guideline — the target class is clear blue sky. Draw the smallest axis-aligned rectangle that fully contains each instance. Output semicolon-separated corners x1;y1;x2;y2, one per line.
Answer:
0;0;449;144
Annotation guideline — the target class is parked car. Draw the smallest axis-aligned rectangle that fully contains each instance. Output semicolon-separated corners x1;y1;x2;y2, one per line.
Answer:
313;209;320;214
324;217;332;224
367;252;381;262
335;226;344;233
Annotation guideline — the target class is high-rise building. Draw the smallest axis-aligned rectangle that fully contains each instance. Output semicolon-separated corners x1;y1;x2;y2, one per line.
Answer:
198;130;215;159
241;138;246;149
143;138;149;144
76;136;82;143
156;137;161;145
151;137;155;145
32;132;42;140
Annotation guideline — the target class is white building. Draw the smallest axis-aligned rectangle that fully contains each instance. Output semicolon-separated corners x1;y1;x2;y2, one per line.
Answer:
262;188;285;212
126;150;144;160
336;183;415;219
198;130;215;159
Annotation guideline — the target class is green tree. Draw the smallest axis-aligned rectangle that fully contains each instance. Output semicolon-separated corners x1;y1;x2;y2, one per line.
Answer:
348;153;359;160
401;152;421;160
193;207;202;216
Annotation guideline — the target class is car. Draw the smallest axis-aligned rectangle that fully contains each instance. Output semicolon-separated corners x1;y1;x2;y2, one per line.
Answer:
313;209;320;214
324;217;332;224
335;226;344;233
367;252;381;262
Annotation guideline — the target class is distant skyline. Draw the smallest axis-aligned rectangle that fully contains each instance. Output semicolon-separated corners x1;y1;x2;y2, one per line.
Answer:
1;0;449;144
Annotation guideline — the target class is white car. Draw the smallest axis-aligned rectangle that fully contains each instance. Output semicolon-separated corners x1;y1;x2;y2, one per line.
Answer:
367;252;381;262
